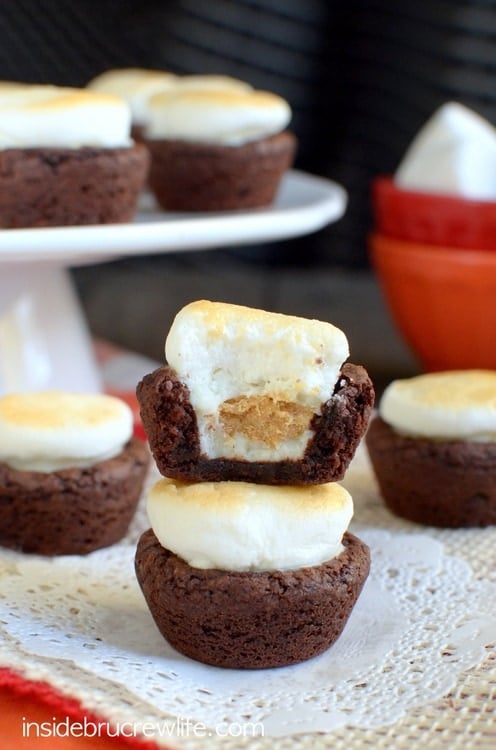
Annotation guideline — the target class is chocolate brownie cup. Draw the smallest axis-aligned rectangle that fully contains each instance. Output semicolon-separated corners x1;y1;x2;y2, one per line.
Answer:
146;131;296;211
0;392;149;554
0;145;149;228
137;300;374;485
366;370;496;527
136;529;370;669
135;477;369;668
144;88;296;211
138;362;373;484
0;438;149;555
0;84;149;228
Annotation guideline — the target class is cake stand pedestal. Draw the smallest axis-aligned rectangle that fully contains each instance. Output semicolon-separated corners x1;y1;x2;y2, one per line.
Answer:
0;170;347;395
0;264;101;394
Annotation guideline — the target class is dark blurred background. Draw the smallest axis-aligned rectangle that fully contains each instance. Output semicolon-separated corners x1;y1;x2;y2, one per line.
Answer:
1;0;494;382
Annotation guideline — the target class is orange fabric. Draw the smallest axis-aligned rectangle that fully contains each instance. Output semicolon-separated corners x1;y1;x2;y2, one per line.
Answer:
0;669;161;749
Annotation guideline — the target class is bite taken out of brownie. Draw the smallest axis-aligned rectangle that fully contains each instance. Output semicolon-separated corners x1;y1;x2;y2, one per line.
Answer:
137;362;374;485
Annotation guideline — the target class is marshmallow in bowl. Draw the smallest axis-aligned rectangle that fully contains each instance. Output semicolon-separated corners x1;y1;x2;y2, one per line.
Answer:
0;84;132;149
87;68;178;126
0;392;134;472
380;370;496;441
146;88;292;145
165;300;349;460
395;102;496;200
147;477;353;571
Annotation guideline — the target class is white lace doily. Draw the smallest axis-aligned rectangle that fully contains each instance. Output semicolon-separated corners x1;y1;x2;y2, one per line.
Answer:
0;450;495;747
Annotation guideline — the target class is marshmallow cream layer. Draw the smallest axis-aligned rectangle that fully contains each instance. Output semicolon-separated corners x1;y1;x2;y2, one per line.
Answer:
0;392;133;472
395;102;496;200
0;84;132;149
147;477;353;572
380;370;496;441
165;300;349;461
146;88;291;145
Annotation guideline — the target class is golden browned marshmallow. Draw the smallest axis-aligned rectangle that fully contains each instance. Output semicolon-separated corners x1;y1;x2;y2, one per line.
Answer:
380;370;496;440
0;391;133;472
0;84;131;148
147;477;353;571
146;88;291;145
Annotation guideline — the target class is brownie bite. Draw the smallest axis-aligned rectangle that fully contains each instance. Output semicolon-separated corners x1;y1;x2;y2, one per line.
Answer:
0;392;149;555
138;362;373;484
136;528;370;669
135;478;370;669
0;144;149;228
143;86;296;211
137;300;374;485
366;370;496;527
0;83;149;228
145;131;296;212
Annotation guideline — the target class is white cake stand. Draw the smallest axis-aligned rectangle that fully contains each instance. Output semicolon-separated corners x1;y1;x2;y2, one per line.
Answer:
0;170;347;394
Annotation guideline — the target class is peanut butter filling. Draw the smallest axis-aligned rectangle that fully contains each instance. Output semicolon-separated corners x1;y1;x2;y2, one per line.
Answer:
219;396;314;447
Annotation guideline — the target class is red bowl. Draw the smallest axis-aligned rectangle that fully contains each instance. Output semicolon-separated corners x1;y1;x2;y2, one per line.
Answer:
372;175;496;250
369;232;496;371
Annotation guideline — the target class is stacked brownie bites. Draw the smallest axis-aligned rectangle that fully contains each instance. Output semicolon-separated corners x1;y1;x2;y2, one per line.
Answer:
135;301;374;669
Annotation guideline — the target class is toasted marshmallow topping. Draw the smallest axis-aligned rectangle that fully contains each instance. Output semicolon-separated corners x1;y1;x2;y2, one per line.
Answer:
0;84;132;149
146;88;291;145
0;392;133;472
380;370;496;441
395;102;496;199
147;477;353;571
87;68;177;126
165;300;349;460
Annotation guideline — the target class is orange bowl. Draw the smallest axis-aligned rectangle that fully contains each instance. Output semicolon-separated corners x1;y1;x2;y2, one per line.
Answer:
372;175;496;250
369;232;496;371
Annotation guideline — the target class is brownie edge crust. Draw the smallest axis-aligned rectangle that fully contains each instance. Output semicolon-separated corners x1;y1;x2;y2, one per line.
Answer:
145;131;296;212
136;362;375;485
135;529;370;669
0;438;150;555
366;415;496;527
0;144;149;228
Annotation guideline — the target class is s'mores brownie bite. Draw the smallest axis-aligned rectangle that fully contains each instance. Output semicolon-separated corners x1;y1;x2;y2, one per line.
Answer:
137;300;375;485
143;82;296;211
135;479;370;669
0;392;149;555
0;83;149;228
366;370;496;527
